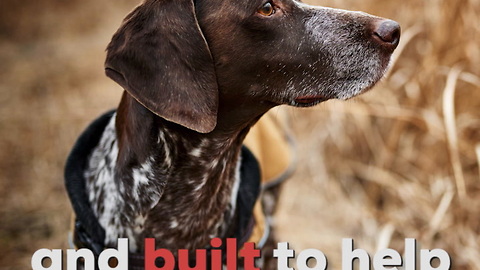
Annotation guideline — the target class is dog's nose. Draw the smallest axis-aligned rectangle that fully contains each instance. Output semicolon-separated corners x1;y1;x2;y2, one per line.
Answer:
372;19;401;51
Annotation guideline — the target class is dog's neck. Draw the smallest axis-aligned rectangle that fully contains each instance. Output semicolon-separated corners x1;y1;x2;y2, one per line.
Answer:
86;92;270;252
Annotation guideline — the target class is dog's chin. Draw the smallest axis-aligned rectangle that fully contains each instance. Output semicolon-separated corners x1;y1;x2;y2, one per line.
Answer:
286;81;378;108
335;80;379;101
287;75;384;107
283;58;392;107
334;65;390;101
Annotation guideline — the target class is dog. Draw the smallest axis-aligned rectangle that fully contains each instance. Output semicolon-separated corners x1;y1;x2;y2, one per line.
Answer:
65;0;400;268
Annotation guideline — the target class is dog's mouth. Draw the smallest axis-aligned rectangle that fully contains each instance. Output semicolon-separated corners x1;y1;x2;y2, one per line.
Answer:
292;95;329;107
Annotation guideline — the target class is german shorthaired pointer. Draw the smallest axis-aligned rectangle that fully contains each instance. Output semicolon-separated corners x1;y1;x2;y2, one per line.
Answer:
65;0;400;268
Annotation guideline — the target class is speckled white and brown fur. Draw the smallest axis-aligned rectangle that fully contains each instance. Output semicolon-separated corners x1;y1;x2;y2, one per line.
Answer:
81;0;399;259
85;106;248;252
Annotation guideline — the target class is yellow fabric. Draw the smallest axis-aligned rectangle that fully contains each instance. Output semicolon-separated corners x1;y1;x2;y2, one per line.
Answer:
244;112;292;184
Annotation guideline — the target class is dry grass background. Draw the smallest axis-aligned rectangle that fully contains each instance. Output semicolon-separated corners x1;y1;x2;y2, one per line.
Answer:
0;0;479;269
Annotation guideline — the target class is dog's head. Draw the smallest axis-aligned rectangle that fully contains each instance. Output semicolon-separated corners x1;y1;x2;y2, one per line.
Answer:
105;0;400;133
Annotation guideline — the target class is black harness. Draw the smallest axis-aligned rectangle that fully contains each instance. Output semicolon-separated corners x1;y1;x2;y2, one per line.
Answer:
64;110;262;269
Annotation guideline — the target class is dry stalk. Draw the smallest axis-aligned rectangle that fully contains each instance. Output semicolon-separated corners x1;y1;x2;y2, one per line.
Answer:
442;66;467;202
427;183;454;239
376;223;395;251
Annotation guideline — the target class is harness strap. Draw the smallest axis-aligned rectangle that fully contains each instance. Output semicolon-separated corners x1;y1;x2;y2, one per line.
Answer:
65;110;115;254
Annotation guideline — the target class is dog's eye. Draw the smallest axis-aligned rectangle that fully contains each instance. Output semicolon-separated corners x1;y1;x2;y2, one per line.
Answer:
258;2;275;16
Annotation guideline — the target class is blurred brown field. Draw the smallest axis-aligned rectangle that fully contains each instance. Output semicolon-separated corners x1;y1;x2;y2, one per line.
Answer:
0;0;479;269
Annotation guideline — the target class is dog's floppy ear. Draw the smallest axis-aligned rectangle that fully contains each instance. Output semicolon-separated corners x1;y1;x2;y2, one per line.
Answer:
105;0;218;133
